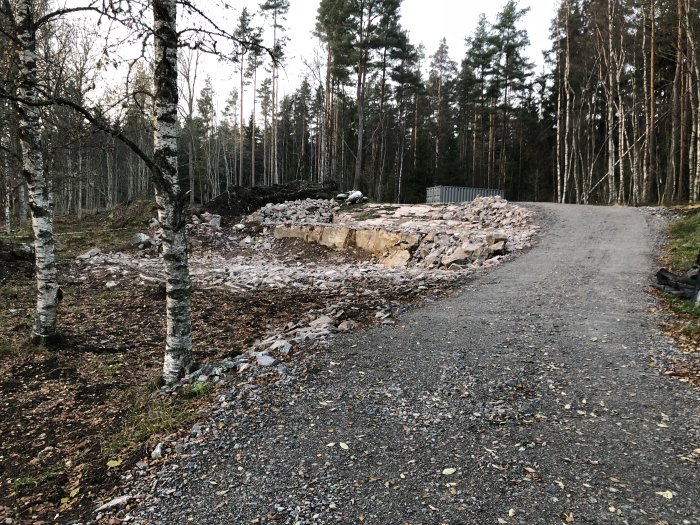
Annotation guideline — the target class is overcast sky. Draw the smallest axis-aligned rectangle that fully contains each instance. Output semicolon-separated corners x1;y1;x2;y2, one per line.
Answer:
196;0;558;115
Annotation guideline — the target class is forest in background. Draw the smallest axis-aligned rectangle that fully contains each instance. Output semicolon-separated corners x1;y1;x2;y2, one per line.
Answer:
1;0;700;226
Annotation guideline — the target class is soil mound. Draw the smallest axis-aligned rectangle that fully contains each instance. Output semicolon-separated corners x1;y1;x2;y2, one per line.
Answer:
208;180;339;218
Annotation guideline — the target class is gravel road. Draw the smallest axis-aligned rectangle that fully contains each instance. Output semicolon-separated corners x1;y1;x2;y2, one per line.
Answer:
129;204;700;525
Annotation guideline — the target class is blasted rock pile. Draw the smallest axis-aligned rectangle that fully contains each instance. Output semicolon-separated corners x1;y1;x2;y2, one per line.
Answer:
246;198;335;225
248;196;537;271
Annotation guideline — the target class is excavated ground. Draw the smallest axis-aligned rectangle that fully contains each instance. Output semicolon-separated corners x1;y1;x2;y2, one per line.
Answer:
0;198;537;523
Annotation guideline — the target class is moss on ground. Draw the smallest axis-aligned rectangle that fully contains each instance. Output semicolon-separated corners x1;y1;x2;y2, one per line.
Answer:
667;209;700;272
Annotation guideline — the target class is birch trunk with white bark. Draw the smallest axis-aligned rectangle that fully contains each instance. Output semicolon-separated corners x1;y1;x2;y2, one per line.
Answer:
683;0;700;202
606;0;617;203
153;0;193;383
14;0;60;343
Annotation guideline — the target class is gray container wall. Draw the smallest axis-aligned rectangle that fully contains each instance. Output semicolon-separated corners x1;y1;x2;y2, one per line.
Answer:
426;186;505;204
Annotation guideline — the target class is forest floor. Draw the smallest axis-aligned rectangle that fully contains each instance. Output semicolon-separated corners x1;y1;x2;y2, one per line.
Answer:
0;199;698;524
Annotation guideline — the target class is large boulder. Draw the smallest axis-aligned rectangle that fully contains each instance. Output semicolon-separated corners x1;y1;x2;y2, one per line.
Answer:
320;227;354;250
130;233;152;248
441;247;472;267
383;249;412;267
346;190;363;204
486;231;508;245
274;224;312;241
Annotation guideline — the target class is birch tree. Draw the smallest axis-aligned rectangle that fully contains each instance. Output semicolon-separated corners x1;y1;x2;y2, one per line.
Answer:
7;0;61;343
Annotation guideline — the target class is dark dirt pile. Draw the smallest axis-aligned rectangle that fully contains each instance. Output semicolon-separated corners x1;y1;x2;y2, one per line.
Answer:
208;180;339;218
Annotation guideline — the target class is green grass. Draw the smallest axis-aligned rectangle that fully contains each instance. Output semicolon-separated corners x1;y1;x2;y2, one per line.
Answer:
1;200;158;262
92;362;124;379
102;389;196;456
10;470;63;494
185;381;211;397
0;282;25;300
666;295;700;318
667;211;700;271
0;339;17;358
664;211;700;344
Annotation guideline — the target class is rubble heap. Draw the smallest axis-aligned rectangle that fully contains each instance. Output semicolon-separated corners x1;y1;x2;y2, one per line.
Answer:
74;195;538;390
255;196;536;271
246;198;335;225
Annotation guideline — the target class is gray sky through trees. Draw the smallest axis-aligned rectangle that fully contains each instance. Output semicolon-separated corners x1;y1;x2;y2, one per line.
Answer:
199;0;556;117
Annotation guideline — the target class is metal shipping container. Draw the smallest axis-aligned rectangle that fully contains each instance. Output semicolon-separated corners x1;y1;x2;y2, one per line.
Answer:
426;186;505;204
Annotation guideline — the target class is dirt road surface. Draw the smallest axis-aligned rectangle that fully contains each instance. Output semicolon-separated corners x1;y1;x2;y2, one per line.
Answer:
130;204;700;525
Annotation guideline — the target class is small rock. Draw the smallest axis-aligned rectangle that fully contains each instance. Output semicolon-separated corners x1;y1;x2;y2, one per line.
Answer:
148;218;160;229
94;495;131;513
270;340;293;354
309;315;336;329
235;223;245;230
441;247;471;267
486;231;508;245
255;353;277;367
105;281;118;289
151;443;163;459
77;248;102;260
488;241;506;255
130;233;151;247
337;320;357;333
208;215;222;228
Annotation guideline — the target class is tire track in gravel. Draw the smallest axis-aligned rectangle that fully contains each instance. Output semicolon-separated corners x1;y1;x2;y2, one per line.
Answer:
134;204;700;525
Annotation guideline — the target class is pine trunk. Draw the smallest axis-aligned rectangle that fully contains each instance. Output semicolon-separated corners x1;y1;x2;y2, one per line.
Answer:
239;57;245;186
3;147;10;235
272;12;278;185
251;66;257;187
353;59;366;190
647;0;656;202
607;0;617;203
77;146;83;220
687;0;700;201
664;0;683;204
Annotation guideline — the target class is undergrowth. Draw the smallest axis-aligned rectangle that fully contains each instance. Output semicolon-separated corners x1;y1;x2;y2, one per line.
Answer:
102;388;198;457
660;207;700;371
667;210;700;272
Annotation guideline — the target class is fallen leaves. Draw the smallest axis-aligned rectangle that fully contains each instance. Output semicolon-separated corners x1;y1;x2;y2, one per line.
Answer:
524;466;542;481
561;512;575;523
655;490;674;500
